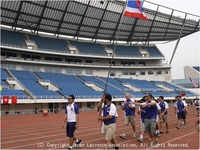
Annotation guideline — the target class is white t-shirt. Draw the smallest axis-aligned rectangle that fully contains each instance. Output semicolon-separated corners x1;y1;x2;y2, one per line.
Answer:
195;100;200;108
65;102;79;122
156;103;161;110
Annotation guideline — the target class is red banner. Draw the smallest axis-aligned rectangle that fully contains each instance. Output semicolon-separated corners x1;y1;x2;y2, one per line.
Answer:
3;96;9;104
11;96;17;104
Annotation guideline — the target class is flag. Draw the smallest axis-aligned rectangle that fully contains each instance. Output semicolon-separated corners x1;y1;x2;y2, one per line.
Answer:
124;0;148;20
189;76;199;88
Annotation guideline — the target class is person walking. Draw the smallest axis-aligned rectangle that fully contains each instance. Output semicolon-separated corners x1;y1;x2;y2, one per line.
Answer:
174;95;187;129
119;93;136;139
98;93;119;150
133;93;159;146
158;96;169;133
62;95;81;150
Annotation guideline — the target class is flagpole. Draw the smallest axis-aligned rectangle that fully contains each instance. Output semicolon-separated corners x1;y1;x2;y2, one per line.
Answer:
103;0;128;93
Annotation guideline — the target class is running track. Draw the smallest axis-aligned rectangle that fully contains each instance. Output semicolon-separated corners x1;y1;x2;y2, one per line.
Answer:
1;106;199;149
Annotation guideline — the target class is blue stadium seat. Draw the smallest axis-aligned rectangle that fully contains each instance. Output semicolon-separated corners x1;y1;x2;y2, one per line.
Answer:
35;72;103;98
1;81;8;89
10;70;62;99
70;41;106;55
116;78;163;92
79;75;125;97
129;92;145;98
141;46;163;57
98;77;128;92
1;89;28;99
1;68;9;80
1;30;26;46
106;45;140;57
28;34;68;52
151;81;183;91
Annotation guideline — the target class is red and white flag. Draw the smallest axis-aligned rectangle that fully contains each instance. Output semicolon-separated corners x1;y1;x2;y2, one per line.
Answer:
124;0;148;20
189;76;199;88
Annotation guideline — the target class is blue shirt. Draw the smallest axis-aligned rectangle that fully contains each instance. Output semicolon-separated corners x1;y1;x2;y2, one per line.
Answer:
177;101;185;113
144;101;157;119
159;101;168;115
103;103;116;124
124;99;135;116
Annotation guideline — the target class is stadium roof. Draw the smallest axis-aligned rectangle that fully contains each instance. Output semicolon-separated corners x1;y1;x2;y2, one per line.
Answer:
1;0;199;43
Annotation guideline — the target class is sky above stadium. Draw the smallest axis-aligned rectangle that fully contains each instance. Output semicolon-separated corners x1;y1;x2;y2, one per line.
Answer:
143;0;200;79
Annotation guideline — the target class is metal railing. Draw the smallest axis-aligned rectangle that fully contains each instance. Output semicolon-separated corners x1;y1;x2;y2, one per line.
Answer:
6;57;170;67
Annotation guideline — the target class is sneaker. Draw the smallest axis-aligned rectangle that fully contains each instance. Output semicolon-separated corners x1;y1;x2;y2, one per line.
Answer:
109;144;113;149
76;139;82;147
165;130;169;133
160;131;164;134
176;126;180;129
119;134;126;139
137;138;143;142
133;133;136;138
68;147;73;150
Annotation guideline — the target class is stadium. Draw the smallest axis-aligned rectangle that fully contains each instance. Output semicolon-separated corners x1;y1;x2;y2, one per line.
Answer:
1;0;200;149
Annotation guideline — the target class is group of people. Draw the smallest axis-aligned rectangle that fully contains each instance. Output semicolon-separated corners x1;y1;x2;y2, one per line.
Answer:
118;93;171;146
62;93;197;150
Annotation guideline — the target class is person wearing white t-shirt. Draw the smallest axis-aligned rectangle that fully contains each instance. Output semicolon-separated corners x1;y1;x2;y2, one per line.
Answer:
174;95;187;128
158;96;169;133
62;95;81;150
97;94;119;150
119;93;136;139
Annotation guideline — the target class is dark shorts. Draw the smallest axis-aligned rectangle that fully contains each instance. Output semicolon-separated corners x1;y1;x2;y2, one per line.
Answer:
66;122;76;138
144;118;156;134
177;112;186;119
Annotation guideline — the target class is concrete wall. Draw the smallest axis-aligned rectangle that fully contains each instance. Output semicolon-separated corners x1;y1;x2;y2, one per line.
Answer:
184;66;200;79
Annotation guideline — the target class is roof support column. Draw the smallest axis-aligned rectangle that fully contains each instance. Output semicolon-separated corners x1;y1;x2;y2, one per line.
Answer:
169;13;187;64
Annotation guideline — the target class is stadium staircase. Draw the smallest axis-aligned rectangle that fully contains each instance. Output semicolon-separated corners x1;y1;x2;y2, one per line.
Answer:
4;69;35;99
96;77;124;92
115;78;142;91
32;72;65;98
76;75;104;92
152;83;173;91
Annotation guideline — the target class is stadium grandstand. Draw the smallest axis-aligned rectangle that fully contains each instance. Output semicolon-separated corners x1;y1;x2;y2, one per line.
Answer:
1;0;199;115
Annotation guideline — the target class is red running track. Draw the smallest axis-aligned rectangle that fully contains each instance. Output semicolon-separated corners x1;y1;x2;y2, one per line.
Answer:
1;106;199;149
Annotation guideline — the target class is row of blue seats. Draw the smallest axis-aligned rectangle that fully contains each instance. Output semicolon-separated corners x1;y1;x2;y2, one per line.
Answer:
1;69;196;98
1;68;9;80
1;90;28;99
9;70;62;99
151;80;184;91
78;75;125;96
116;78;163;92
1;30;163;57
35;72;103;97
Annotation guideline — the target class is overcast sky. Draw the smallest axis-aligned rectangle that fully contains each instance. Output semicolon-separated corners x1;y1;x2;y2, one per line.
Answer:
143;0;200;79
